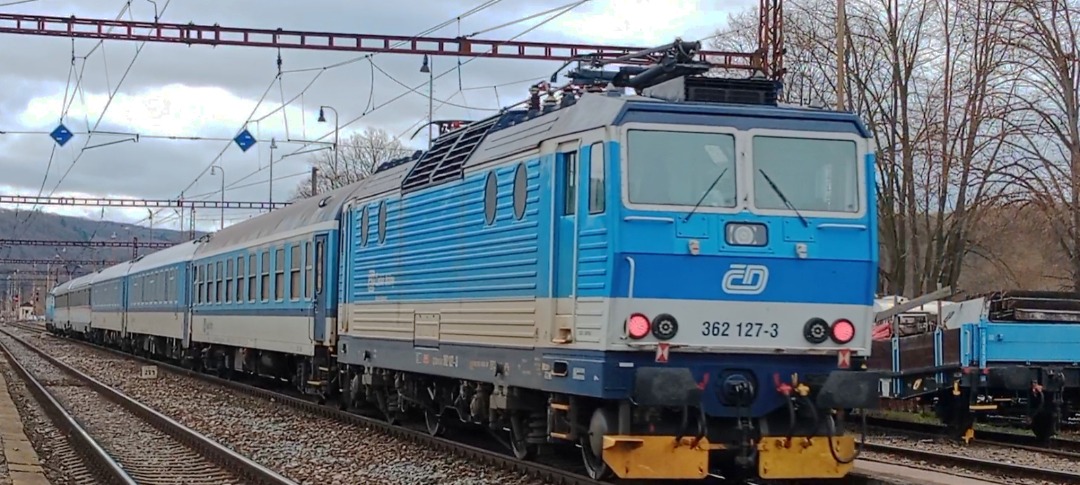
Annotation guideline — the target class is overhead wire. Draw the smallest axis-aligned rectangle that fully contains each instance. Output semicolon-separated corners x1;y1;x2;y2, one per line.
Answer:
131;0;510;227
48;1;169;260
171;0;586;216
1;0;138;257
264;0;590;161
174;0;507;196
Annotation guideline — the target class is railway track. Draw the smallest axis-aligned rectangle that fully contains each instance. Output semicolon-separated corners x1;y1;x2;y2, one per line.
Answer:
861;415;1080;483
866;415;1080;456
5;322;610;485
860;441;1080;484
0;326;295;485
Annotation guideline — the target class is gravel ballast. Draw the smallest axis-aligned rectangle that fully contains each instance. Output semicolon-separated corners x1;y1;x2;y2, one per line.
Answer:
10;328;549;485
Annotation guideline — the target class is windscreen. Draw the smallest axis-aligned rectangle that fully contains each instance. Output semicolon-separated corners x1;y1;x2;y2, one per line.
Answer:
626;130;737;208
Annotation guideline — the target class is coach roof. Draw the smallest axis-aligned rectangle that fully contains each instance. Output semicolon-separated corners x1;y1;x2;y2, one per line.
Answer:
129;239;201;274
195;179;369;256
91;259;133;284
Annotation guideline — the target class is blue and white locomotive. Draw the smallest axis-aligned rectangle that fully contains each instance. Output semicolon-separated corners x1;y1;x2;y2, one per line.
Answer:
50;41;880;480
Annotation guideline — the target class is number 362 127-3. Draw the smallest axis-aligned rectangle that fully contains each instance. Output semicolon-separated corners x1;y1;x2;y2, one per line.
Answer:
701;321;779;338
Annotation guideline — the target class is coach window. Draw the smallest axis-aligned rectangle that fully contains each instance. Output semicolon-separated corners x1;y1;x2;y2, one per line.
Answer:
225;259;234;303
261;252;271;301
275;248;285;301
315;240;325;295
563;152;577;215
247;255;256;302
290;245;301;301
484;171;497;225
235;256;245;302
304;241;313;300
204;264;212;304
360;206;370;247
589;142;606;214
217;261;225;303
378;201;387;244
194;266;202;305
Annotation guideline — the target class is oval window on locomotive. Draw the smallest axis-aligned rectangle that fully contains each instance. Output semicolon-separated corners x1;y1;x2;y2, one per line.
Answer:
625;130;737;209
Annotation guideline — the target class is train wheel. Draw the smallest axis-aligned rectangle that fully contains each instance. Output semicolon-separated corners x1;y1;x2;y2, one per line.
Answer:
581;408;614;480
509;413;536;460
424;409;444;437
580;435;611;480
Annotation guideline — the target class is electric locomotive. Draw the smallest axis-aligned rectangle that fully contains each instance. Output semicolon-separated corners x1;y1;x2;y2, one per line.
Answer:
334;40;881;480
45;40;882;482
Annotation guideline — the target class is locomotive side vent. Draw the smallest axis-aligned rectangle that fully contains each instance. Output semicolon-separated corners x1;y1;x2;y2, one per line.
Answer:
643;76;780;106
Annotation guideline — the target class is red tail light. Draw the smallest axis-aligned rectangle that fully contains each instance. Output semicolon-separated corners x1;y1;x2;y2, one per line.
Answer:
627;313;651;339
831;319;855;344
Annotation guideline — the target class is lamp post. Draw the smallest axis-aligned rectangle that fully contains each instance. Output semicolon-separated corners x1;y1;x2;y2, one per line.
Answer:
317;105;340;177
211;165;226;230
420;55;433;149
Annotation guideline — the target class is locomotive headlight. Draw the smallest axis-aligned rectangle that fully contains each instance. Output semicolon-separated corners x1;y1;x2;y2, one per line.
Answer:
725;222;767;246
651;313;678;340
803;317;829;344
627;313;651;339
831;319;856;344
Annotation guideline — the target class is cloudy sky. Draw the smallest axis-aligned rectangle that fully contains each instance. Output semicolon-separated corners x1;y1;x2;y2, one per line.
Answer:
0;0;754;232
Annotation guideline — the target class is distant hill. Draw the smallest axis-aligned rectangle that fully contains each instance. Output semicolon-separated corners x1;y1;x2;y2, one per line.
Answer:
0;208;197;281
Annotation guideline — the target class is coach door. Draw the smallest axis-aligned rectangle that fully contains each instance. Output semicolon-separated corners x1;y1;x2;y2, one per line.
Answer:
552;141;580;344
312;235;327;343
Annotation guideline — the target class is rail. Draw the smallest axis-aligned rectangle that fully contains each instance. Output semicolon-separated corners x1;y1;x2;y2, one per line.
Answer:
0;334;135;484
862;441;1080;483
865;415;1080;482
0;327;298;485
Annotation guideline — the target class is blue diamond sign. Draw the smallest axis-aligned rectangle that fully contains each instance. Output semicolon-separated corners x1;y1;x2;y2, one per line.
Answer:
233;128;256;152
50;124;73;147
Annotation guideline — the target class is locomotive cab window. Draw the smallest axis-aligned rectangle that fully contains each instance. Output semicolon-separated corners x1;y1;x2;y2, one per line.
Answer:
752;136;859;213
626;130;736;208
588;142;605;214
562;152;577;215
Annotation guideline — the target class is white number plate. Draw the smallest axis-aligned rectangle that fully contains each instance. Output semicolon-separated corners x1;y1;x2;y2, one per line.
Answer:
700;321;780;339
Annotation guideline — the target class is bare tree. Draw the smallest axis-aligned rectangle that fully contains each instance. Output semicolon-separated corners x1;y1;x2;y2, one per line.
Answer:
293;127;413;199
1001;0;1080;288
713;0;1021;296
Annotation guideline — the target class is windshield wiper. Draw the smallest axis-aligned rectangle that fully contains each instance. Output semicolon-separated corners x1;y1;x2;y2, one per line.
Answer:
683;168;728;222
757;168;808;227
